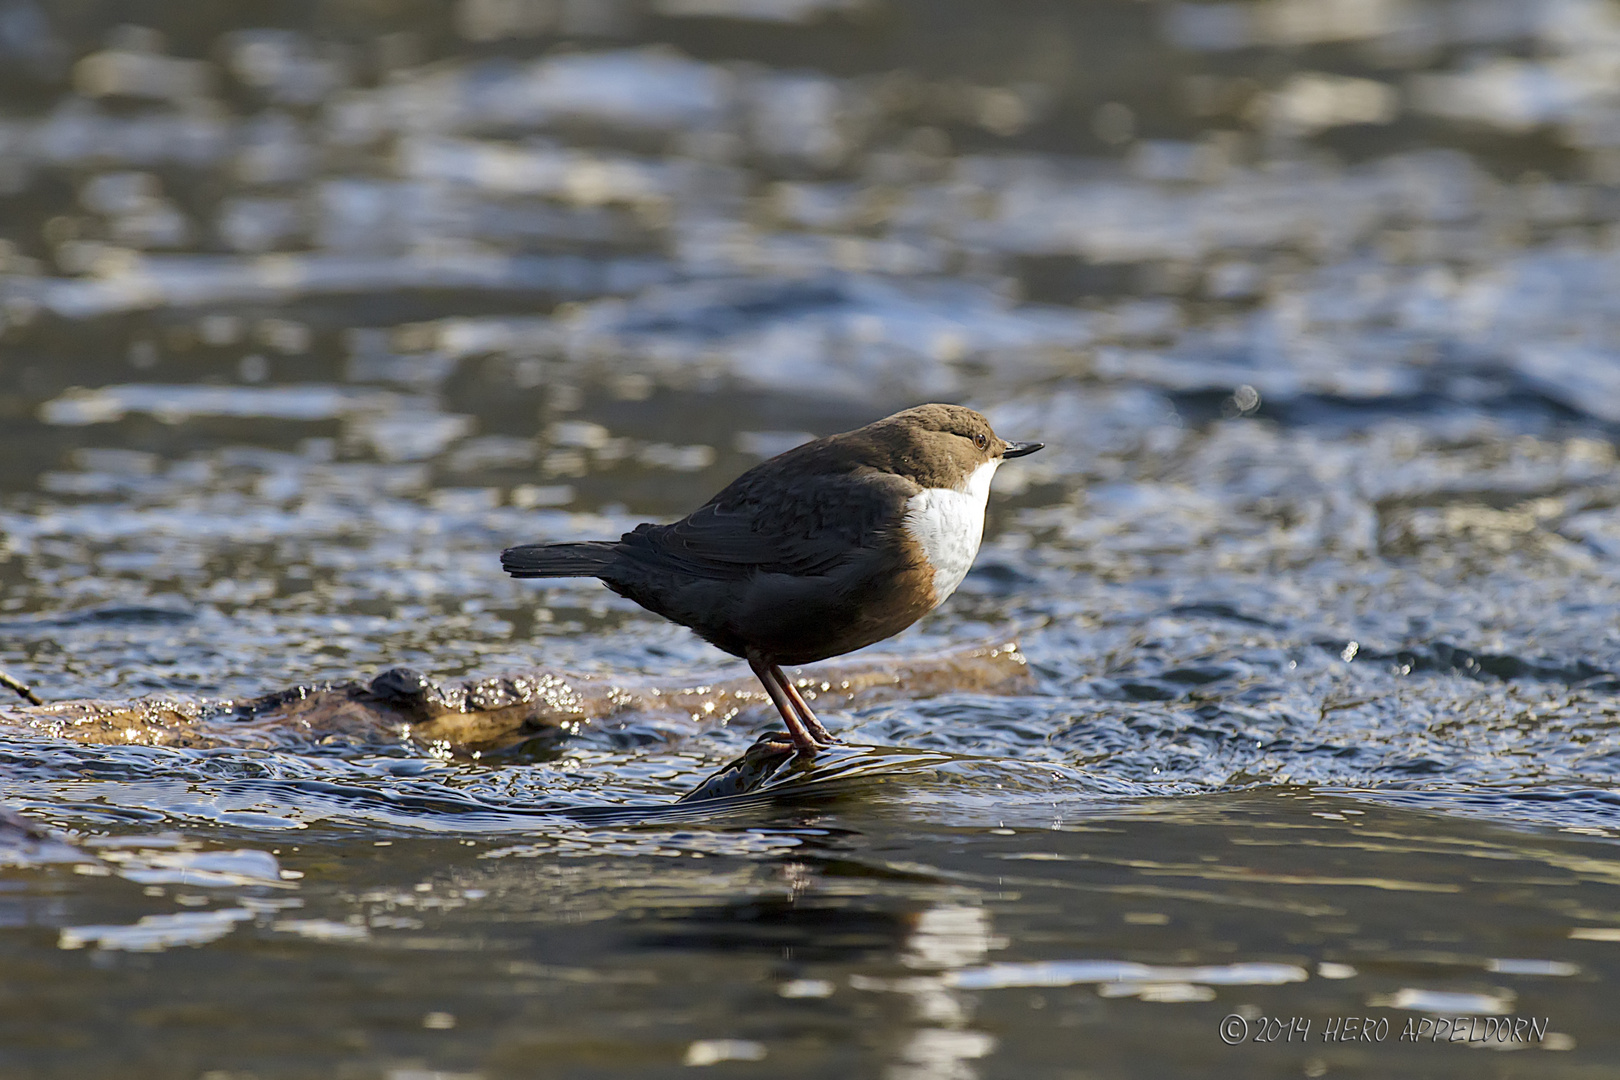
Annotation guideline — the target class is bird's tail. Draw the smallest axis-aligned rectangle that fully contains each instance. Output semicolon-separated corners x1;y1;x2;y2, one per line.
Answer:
500;541;619;579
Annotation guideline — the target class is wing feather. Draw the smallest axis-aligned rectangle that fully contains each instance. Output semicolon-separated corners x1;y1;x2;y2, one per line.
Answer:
615;466;915;581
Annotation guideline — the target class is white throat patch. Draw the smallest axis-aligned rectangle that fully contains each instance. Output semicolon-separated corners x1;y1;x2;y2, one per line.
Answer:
901;458;999;606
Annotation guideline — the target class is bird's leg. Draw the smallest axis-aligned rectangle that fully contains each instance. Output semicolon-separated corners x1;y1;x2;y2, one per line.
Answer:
747;652;821;755
771;664;835;746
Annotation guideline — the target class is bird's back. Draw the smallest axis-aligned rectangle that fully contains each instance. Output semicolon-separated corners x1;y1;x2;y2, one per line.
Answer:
599;447;932;661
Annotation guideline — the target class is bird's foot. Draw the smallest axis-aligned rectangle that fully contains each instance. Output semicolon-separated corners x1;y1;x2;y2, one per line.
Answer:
755;731;798;754
762;729;826;758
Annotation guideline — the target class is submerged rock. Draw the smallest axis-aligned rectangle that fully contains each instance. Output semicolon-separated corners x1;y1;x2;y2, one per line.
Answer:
0;806;96;867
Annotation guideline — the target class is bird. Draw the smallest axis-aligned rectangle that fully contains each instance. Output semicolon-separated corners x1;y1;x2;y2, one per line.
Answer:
500;403;1042;755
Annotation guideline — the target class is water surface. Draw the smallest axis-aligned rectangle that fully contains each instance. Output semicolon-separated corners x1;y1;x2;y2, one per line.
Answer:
4;0;1620;1075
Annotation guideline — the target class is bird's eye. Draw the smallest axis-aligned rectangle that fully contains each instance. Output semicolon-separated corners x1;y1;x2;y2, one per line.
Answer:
973;432;988;449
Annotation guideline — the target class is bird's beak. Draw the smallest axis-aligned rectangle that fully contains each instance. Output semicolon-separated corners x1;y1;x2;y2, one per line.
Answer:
1001;441;1044;459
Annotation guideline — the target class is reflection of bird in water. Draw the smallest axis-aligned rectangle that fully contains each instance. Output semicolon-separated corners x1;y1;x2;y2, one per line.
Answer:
502;404;1042;754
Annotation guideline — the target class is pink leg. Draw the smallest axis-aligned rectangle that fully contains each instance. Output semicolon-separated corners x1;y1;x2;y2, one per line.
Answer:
772;664;835;746
747;652;821;755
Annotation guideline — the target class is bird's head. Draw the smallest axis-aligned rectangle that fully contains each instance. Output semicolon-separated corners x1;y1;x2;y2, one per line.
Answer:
868;403;1043;492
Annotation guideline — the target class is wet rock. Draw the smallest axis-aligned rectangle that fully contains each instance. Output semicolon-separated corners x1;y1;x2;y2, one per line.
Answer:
676;733;799;802
0;644;1030;756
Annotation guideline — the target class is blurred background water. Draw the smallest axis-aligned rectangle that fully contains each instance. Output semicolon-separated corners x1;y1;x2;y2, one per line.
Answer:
5;0;1620;1076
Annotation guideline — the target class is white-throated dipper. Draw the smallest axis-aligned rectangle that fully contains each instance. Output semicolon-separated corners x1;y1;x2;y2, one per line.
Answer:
501;404;1042;754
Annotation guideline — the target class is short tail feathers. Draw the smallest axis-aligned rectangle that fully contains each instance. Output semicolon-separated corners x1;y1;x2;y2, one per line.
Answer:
501;541;618;579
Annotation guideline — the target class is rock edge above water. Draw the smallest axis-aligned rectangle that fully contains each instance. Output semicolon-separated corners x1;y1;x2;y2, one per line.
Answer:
0;643;1029;756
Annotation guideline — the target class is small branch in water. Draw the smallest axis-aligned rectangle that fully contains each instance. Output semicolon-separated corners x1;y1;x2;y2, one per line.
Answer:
0;670;42;706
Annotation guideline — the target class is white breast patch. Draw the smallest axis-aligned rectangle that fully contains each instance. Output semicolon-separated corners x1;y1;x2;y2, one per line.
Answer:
902;459;999;606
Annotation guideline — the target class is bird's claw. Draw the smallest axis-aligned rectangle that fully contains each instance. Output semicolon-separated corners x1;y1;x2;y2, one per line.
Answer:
759;729;835;757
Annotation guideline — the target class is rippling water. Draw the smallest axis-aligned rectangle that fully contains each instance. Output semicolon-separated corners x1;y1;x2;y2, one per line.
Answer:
4;1;1620;1075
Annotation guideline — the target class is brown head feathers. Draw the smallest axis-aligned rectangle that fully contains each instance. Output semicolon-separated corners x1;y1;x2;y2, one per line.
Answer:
815;404;1042;491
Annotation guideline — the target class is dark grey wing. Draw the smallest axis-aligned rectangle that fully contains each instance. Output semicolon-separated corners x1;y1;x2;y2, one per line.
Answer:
615;466;915;581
